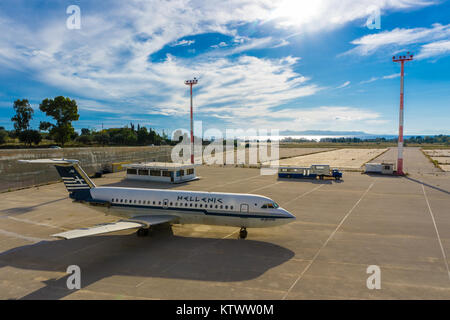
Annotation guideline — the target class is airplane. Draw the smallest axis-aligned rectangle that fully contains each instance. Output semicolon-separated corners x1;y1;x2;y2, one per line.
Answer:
19;159;295;240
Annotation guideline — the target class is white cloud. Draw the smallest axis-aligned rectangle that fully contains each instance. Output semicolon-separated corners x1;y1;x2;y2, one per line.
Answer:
346;23;450;56
416;40;450;59
360;73;400;84
267;0;434;31
223;106;384;131
211;41;228;48
171;39;195;47
0;0;436;132
336;81;350;89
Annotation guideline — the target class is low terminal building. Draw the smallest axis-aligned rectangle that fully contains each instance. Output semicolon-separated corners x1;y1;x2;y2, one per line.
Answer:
365;162;395;175
124;162;199;183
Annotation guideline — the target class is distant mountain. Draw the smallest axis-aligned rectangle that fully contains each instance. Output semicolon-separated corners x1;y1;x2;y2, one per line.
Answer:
279;130;370;136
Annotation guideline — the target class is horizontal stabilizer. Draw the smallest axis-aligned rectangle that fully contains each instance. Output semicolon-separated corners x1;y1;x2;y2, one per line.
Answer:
52;221;144;240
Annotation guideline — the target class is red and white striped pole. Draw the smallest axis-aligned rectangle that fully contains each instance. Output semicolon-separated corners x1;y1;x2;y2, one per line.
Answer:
393;53;413;175
185;78;198;164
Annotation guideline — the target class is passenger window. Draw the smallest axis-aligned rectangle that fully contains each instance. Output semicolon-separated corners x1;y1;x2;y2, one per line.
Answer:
220;205;223;209
230;206;233;210
185;203;188;207
170;202;172;206
225;205;228;209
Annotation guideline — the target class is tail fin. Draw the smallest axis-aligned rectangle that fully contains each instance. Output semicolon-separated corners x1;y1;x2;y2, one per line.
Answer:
19;159;95;200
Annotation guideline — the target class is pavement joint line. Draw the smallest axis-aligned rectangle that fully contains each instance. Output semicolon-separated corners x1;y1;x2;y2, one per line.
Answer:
282;184;324;207
5;216;62;230
0;228;52;243
421;184;450;282
248;181;282;194
281;180;376;300
207;174;262;191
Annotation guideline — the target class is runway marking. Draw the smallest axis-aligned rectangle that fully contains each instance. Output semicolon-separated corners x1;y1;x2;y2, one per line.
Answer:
0;229;52;243
208;174;262;191
248;181;282;194
282;184;324;207
282;181;375;300
421;184;450;281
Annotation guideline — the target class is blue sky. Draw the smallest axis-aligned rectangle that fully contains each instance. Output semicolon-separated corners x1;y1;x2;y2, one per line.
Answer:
0;0;449;135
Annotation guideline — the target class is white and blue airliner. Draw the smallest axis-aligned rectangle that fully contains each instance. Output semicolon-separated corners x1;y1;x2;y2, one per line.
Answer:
20;159;295;240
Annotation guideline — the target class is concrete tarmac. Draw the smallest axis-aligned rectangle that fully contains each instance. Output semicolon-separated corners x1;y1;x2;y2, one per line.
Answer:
0;154;449;299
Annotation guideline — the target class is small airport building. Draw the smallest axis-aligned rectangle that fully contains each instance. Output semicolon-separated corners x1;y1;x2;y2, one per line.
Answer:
364;162;395;175
124;162;199;183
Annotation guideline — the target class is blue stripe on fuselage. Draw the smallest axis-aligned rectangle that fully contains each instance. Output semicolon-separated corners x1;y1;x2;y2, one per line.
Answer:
106;203;290;220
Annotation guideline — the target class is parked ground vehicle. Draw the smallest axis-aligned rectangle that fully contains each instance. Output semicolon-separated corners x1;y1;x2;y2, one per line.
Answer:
278;165;342;180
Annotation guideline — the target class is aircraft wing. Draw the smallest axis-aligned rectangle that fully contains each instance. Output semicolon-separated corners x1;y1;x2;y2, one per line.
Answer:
52;215;177;240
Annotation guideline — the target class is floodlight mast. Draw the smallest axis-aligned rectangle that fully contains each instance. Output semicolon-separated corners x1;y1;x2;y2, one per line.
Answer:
184;78;198;164
392;53;413;175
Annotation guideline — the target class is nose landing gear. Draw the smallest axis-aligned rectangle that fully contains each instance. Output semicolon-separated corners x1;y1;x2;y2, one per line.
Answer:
239;227;247;239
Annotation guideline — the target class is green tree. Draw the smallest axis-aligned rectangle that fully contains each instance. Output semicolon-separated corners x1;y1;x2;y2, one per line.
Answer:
137;126;149;145
39;96;80;147
18;130;42;146
93;132;110;145
0;128;8;144
76;134;92;145
81;128;91;136
11;99;34;132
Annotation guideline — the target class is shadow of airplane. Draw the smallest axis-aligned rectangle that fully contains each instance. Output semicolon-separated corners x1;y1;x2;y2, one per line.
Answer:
0;227;294;300
0;197;68;216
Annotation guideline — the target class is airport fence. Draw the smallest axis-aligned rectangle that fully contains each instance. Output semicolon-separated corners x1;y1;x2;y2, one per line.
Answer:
0;146;172;192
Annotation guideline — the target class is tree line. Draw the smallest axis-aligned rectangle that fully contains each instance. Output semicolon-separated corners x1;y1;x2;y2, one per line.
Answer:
1;97;171;147
318;136;449;144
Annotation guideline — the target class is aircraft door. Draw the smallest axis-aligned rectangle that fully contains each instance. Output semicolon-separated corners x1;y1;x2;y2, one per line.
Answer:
240;204;249;213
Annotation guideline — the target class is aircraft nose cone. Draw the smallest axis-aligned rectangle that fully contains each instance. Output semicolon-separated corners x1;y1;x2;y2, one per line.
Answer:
282;208;296;219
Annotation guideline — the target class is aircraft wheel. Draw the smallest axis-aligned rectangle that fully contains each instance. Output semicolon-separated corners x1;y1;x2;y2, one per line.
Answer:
137;228;149;237
239;227;247;239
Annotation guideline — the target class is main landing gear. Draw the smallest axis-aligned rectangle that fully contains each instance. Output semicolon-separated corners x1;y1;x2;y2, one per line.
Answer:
137;227;151;237
239;227;248;239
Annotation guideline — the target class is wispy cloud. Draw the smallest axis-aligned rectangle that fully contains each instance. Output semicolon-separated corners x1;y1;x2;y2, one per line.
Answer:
345;23;450;56
416;39;450;59
0;0;438;132
360;73;400;84
171;39;195;47
336;81;350;89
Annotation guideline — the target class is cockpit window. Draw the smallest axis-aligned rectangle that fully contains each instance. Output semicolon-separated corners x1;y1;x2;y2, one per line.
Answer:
261;202;279;209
